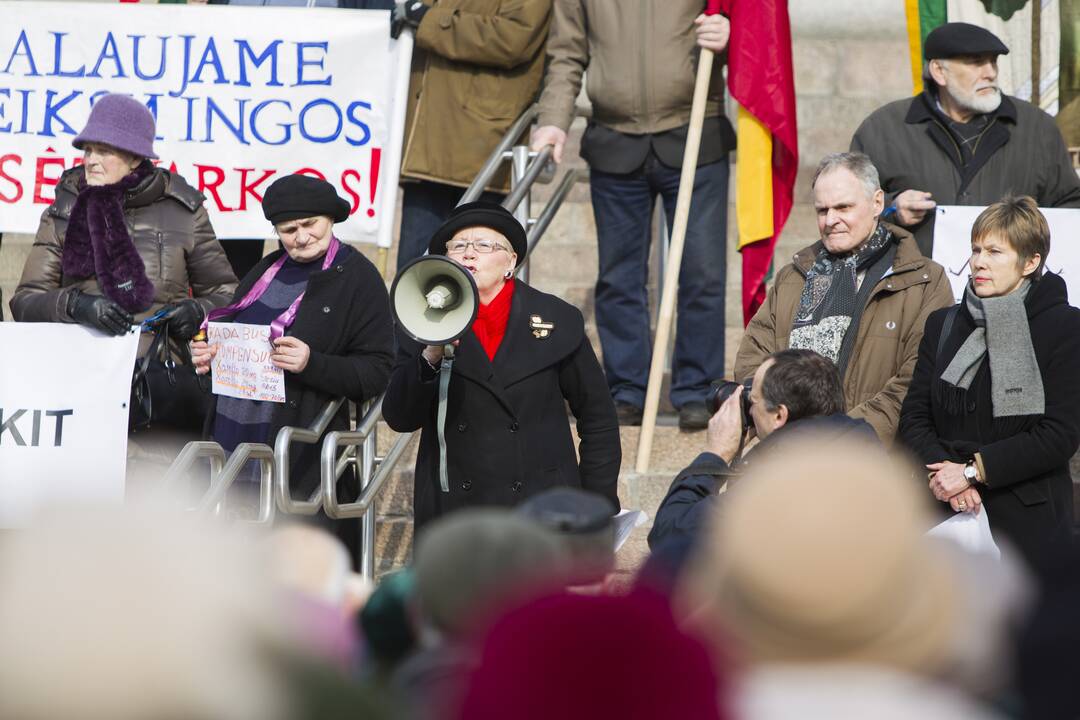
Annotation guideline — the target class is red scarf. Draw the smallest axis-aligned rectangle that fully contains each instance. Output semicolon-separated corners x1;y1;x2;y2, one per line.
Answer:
472;279;515;360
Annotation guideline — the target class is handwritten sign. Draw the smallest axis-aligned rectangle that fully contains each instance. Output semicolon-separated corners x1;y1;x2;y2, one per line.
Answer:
0;2;413;244
208;322;285;403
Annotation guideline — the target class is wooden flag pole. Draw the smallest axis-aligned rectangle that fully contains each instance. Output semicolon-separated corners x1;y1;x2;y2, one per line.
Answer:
635;3;720;474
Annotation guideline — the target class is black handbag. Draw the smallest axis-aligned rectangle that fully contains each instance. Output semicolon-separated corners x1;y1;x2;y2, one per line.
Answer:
130;321;213;433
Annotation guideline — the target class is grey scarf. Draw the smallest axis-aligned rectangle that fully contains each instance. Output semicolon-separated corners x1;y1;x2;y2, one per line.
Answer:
940;280;1044;417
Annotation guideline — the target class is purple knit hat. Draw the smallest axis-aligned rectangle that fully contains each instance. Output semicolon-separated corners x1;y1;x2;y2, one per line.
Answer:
72;94;158;160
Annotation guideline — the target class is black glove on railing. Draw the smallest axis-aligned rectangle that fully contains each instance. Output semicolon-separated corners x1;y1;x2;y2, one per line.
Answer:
68;290;134;337
161;299;206;341
390;0;428;39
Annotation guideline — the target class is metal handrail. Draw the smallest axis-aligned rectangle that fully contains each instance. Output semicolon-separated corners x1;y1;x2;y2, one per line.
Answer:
197;442;276;526
325;431;413;518
161;441;227;502
460;104;540;204
319;396;384;519
274;397;344;514
525;168;582;260
502;145;553;214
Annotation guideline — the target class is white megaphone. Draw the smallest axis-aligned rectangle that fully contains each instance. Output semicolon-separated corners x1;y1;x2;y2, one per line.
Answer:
390;255;480;346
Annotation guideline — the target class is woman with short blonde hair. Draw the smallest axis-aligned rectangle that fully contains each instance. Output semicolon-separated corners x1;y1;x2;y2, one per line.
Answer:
900;195;1080;572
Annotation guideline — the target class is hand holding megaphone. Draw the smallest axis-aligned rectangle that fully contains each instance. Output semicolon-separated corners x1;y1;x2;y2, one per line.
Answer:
421;340;460;366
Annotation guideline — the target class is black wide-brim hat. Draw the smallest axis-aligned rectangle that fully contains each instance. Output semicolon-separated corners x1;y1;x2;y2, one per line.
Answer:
262;174;351;225
923;22;1009;60
427;201;528;266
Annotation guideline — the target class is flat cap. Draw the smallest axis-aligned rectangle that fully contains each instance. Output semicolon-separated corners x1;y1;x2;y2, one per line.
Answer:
518;488;616;535
924;22;1009;60
262;174;350;226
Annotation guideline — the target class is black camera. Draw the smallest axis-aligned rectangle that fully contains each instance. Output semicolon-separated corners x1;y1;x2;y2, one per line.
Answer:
706;378;753;429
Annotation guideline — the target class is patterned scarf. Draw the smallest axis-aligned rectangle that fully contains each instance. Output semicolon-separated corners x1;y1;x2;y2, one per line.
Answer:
472;278;515;360
61;163;157;313
790;224;897;372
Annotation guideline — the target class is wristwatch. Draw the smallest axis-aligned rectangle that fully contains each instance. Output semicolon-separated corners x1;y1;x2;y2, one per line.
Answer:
963;460;979;484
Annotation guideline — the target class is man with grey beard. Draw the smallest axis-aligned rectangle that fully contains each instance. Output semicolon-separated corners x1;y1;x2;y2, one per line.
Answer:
851;22;1080;256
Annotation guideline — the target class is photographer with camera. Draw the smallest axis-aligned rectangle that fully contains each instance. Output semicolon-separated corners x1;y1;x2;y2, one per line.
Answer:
647;349;879;551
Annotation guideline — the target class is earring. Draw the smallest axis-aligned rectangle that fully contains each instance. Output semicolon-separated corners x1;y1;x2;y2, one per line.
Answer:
504;269;513;279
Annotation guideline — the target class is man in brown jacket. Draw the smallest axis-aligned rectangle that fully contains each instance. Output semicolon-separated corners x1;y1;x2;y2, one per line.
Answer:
393;0;553;270
531;0;735;430
734;152;954;444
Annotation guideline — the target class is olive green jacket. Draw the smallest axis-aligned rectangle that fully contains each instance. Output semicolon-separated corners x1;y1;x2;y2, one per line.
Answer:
401;0;553;192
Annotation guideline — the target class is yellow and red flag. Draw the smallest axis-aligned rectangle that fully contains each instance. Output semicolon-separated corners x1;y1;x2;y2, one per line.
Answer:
718;0;798;324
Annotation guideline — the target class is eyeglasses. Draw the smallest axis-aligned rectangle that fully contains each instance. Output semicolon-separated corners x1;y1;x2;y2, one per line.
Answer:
446;239;510;255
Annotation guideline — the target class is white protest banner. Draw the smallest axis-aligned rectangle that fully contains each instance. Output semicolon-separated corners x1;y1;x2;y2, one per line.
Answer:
931;205;1080;305
0;323;139;527
208;321;285;403
0;2;412;245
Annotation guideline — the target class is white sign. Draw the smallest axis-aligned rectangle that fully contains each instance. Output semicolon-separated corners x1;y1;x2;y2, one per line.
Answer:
931;205;1080;305
0;323;139;527
0;2;413;245
208;322;285;403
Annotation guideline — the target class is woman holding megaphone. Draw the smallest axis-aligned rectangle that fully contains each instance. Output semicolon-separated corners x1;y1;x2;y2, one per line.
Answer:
384;202;621;532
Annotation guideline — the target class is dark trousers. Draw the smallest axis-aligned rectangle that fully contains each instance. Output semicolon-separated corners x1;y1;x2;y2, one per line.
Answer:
222;239;267;280
589;153;729;409
397;180;503;271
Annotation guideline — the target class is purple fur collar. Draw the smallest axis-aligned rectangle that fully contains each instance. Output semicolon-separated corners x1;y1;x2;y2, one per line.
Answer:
61;163;157;313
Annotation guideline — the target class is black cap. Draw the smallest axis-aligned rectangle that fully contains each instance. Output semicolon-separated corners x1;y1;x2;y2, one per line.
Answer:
262;174;351;225
518;488;616;535
427;201;528;266
923;22;1009;60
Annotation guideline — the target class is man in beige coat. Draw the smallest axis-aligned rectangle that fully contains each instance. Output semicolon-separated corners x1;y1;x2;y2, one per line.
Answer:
393;0;553;270
734;152;954;444
531;0;735;430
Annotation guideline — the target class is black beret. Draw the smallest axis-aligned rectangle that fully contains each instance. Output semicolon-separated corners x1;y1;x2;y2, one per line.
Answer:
427;201;528;266
518;488;616;535
924;22;1009;60
262;174;350;225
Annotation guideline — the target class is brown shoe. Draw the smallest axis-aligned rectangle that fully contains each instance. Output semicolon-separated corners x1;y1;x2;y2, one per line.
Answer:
614;402;643;426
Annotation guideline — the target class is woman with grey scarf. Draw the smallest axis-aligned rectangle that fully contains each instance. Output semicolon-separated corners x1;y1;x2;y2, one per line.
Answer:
899;196;1080;574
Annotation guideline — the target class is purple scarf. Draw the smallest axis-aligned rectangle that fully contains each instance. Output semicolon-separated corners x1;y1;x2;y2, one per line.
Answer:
61;163;157;313
201;237;341;340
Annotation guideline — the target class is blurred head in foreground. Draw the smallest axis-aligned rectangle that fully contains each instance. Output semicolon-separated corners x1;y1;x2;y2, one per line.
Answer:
411;509;568;644
518;487;617;588
0;506;289;720
453;590;729;720
265;524;374;670
683;440;957;672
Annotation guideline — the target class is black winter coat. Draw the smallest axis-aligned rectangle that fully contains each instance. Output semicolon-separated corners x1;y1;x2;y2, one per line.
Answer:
206;244;394;500
383;281;621;532
899;273;1080;569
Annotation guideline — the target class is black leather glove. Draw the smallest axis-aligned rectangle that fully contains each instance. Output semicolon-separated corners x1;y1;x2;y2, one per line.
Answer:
390;0;428;39
160;299;205;341
68;290;134;337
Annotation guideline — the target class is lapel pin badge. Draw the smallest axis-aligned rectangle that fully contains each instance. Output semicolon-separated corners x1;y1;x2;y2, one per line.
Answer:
529;314;554;339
